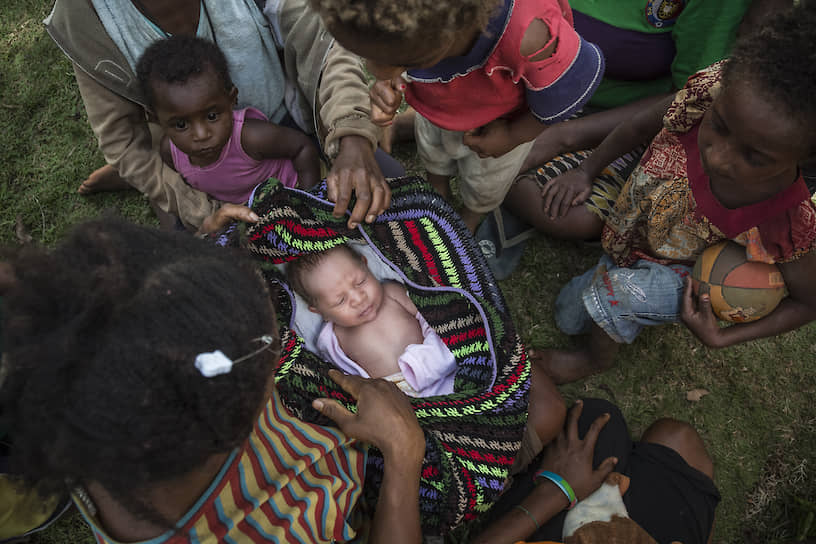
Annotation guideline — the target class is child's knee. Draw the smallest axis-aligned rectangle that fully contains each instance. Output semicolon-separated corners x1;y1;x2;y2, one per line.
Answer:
528;364;567;443
641;418;714;479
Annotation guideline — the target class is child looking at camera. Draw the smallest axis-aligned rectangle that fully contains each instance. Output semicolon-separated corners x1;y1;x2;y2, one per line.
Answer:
136;35;320;205
309;0;604;231
532;7;816;384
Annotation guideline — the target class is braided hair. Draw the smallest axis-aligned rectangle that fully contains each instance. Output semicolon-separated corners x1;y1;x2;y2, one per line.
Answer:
723;4;816;155
1;219;278;524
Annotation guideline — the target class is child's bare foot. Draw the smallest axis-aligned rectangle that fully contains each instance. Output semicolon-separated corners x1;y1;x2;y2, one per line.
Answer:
529;323;620;384
78;165;131;195
380;107;416;154
528;348;602;384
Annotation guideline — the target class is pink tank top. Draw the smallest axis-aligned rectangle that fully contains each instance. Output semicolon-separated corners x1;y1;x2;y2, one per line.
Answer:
169;107;298;204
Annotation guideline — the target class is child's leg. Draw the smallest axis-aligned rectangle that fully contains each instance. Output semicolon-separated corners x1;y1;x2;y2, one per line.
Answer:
379;106;416;154
527;364;567;445
629;420;718;544
415;114;457;202
426;172;453;201
530;322;620;384
457;137;536;233
503;173;604;240
510;364;566;473
640;419;714;480
78;164;132;195
459;206;484;233
533;256;692;384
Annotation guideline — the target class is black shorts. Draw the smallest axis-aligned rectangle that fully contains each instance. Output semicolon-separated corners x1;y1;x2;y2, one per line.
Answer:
483;398;720;544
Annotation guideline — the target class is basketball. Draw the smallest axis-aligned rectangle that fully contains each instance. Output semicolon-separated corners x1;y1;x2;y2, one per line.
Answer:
691;241;787;323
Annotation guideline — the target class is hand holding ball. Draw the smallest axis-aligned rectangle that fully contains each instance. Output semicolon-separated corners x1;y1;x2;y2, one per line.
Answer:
691;241;787;323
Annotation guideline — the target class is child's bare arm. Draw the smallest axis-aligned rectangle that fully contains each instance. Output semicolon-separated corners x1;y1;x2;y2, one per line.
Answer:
159;135;176;171
538;94;675;218
383;281;418;315
575;94;674;179
241;119;321;189
681;250;816;348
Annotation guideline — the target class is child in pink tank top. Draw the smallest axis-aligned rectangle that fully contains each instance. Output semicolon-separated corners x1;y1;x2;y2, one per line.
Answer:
136;35;320;205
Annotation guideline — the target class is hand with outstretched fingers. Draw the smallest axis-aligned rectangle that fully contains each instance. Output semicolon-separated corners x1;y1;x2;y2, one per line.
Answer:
313;370;425;462
535;399;618;503
540;165;594;220
326;135;392;229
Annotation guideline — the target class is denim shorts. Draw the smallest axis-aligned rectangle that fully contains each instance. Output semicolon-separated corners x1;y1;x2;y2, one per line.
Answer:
555;254;692;344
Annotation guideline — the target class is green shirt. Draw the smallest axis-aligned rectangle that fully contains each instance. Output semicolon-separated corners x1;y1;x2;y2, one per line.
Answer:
571;0;751;107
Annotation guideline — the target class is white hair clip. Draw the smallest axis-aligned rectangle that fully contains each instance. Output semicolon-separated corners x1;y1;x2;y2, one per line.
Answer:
195;335;277;378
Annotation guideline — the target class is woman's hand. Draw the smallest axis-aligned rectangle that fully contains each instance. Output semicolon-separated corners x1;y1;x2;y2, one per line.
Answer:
313;370;424;463
316;370;424;544
536;399;618;501
197;204;259;235
540;165;594;220
327;136;392;229
680;277;726;348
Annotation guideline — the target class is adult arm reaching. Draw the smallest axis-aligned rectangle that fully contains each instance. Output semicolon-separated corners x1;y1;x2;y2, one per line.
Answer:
313;370;424;544
471;400;617;544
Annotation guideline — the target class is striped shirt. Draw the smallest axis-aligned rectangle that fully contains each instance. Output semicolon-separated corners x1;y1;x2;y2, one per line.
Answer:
75;389;368;543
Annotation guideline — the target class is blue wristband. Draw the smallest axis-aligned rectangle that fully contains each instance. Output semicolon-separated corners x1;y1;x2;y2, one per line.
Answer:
534;470;577;509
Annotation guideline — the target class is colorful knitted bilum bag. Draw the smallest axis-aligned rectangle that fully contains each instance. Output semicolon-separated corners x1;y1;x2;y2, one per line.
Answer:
239;176;531;534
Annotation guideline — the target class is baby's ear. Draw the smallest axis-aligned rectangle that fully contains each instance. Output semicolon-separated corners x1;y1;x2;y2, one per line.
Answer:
360;255;368;266
229;85;238;105
308;304;320;314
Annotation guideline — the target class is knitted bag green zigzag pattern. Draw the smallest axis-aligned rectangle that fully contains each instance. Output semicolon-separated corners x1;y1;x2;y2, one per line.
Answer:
242;176;531;533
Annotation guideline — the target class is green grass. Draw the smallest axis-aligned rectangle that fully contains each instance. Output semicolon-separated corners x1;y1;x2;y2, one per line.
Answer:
4;2;815;543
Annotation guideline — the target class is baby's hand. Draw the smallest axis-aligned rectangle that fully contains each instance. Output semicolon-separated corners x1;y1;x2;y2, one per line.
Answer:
541;165;594;220
370;77;406;127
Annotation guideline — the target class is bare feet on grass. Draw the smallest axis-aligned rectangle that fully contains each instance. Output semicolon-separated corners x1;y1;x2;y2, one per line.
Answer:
78;164;131;195
528;324;620;384
528;348;604;384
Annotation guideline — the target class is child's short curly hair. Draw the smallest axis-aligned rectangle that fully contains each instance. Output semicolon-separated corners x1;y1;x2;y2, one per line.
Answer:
136;35;233;111
724;4;816;154
309;0;501;45
1;219;278;525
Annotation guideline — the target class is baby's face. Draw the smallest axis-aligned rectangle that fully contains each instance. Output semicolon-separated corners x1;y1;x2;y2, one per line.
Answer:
305;250;384;328
152;68;236;167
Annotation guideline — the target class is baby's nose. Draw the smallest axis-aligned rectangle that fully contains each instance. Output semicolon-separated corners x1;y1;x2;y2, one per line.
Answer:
350;288;365;305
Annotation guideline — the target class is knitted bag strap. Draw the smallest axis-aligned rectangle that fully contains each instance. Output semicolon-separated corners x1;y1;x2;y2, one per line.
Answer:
243;176;530;533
